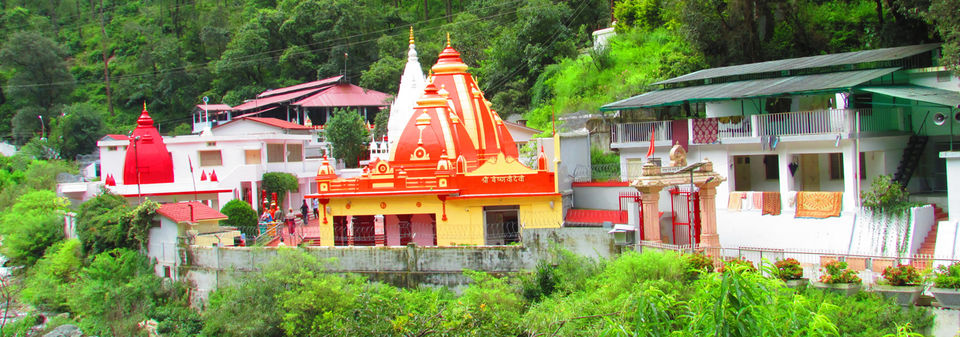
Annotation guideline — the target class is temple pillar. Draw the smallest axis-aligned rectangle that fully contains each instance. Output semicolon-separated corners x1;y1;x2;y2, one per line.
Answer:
697;181;721;248
638;186;663;242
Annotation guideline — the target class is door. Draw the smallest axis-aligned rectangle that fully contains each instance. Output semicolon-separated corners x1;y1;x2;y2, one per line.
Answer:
800;154;820;190
734;156;752;191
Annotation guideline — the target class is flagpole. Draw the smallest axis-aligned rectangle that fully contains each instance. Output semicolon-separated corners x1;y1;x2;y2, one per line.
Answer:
188;156;198;201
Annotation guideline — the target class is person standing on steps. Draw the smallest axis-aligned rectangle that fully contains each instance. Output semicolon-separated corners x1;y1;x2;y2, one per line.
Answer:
301;200;310;225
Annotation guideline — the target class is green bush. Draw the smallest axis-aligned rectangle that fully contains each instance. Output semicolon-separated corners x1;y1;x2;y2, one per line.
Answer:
20;239;83;311
933;261;960;289
683;252;714;280
819;261;861;284
220;199;258;237
76;191;134;256
803;289;934;336
67;249;162;337
0;190;69;267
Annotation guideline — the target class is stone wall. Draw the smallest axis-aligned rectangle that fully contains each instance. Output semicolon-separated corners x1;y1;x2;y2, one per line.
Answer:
184;227;616;302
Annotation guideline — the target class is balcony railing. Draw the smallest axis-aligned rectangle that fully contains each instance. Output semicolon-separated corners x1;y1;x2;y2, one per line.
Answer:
755;109;849;136
612;121;672;144
618;108;907;147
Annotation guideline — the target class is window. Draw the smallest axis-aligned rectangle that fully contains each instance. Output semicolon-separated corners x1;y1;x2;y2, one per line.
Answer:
245;149;261;164
287;143;303;162
108;146;117;151
267;144;285;163
763;155;779;180
199;150;222;167
206;142;216;146
829;153;843;180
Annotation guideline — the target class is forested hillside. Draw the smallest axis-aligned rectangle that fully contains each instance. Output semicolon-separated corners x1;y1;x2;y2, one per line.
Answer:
0;0;955;156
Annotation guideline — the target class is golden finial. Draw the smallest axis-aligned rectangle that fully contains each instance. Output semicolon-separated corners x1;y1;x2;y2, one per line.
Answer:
446;32;451;47
142;101;147;112
409;27;415;45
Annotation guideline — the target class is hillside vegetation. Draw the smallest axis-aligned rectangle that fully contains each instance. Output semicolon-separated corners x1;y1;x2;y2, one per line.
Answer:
0;0;955;155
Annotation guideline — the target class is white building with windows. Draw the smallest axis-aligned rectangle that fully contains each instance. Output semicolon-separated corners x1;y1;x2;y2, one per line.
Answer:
71;107;325;212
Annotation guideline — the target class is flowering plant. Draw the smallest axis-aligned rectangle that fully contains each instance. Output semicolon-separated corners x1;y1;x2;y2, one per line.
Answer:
718;257;757;273
881;264;921;286
819;261;861;284
933;262;960;289
774;258;803;281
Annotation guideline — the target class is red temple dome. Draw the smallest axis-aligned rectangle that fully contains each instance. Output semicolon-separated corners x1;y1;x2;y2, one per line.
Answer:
123;104;174;185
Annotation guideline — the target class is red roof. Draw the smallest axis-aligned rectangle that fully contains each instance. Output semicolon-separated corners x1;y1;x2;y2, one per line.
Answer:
232;87;327;111
257;75;343;99
103;134;129;141
565;209;628;225
294;83;392;107
196;104;233;111
214;117;313;130
157;201;227;223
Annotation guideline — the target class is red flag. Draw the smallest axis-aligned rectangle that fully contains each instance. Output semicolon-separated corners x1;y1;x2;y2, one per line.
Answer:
646;129;656;158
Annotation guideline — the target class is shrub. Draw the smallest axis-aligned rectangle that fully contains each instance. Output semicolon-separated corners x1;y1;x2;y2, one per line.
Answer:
719;257;757;273
220;199;258;237
933;262;960;289
20;239;83;311
882;264;922;286
774;258;804;281
683;252;714;279
819;261;861;284
0;190;69;267
803;289;934;336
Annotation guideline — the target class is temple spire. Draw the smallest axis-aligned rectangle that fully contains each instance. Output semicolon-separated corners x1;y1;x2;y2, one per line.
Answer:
409;26;415;45
446;32;451;47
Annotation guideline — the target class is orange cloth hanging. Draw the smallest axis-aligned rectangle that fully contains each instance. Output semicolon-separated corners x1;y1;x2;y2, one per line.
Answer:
795;192;843;218
762;192;781;215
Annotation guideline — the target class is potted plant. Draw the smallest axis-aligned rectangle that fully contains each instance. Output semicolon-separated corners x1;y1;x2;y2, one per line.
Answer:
812;260;861;296
683;252;714;281
931;261;960;309
774;258;807;288
873;264;923;306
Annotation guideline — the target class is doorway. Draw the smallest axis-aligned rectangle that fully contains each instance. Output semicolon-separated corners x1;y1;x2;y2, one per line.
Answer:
483;205;520;245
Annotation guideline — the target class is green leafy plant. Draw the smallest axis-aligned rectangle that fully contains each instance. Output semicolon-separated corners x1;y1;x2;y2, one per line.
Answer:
819;261;862;284
860;175;914;216
683;252;714;280
719;257;757;273
260;172;299;208
881;264;921;286
933;261;960;289
220;199;259;238
774;258;804;281
325;108;369;168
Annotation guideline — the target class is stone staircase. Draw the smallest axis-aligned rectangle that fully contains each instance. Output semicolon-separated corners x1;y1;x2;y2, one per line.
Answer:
911;204;948;270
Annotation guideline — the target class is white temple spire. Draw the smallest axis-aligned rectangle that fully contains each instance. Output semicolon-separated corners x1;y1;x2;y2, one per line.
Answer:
387;26;427;153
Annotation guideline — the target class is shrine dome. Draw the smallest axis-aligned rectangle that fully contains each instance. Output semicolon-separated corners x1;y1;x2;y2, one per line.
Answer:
391;39;518;172
123;105;174;185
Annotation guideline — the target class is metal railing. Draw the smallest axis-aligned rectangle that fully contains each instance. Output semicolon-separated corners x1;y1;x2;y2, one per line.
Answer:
638;241;960;284
612;121;672;144
755;109;848;136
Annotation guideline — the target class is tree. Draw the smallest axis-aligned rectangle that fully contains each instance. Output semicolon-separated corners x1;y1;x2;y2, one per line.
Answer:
0;31;74;141
50;103;106;160
77;191;134;256
20;239;84;311
895;0;960;72
0;190;69;267
261;172;299;209
325;109;368;168
372;108;389;141
67;248;161;337
220;199;258;237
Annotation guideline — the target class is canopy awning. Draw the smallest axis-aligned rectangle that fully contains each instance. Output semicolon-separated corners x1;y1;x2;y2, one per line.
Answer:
859;86;960;108
601;67;900;111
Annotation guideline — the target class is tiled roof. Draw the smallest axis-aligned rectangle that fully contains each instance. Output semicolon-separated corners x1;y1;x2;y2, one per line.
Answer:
195;104;233;111
103;134;129;141
157;201;227;223
294;83;392;107
565;209;627;225
257;75;343;98
232;87;327;111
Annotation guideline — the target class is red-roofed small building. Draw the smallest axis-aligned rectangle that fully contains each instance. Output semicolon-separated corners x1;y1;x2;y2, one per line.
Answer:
149;201;239;280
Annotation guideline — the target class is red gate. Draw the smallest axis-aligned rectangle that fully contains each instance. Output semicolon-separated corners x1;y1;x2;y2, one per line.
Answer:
670;186;701;245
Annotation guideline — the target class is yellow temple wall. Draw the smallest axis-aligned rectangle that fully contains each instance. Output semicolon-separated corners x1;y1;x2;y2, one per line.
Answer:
316;194;562;246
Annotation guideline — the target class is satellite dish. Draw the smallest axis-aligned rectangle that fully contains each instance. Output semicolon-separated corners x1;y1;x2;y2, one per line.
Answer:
934;112;947;126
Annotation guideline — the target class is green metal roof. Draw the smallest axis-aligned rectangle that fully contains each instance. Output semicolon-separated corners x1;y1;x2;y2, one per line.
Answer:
654;44;939;85
859;86;960;107
602;67;900;111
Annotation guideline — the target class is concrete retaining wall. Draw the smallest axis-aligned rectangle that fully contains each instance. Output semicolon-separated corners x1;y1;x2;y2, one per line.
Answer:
185;227;615;302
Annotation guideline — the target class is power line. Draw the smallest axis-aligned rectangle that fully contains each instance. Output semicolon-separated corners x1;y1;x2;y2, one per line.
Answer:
1;0;531;91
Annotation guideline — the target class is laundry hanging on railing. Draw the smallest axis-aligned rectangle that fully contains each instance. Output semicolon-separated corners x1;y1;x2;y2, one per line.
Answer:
728;192;746;211
762;191;781;215
795;191;843;218
692;118;718;144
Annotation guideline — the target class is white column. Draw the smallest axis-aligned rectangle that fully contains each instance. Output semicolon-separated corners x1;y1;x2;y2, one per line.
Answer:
943;152;960;222
777;152;794;197
842;144;858;211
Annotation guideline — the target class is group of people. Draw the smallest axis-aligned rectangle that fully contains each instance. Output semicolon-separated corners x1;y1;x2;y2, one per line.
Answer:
259;199;318;246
